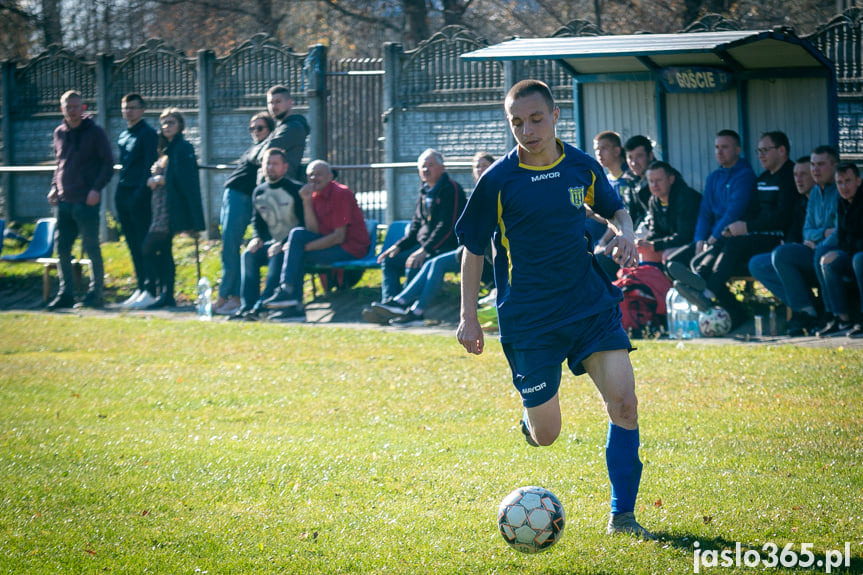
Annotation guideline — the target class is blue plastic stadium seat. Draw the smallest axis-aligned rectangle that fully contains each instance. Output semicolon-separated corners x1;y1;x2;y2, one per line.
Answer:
331;219;409;269
1;217;56;261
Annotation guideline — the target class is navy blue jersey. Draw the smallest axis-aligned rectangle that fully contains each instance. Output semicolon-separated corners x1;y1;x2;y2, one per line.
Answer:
456;140;625;344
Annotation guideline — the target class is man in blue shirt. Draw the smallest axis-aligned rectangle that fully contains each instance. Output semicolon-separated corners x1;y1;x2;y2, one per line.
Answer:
666;129;757;328
456;80;652;539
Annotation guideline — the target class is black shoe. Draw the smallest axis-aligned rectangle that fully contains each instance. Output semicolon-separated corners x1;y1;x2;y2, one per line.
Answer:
372;299;408;319
47;293;75;311
227;307;251;321
146;294;176;309
848;324;863;338
262;286;299;309
74;291;103;309
786;311;818;337
388;310;425;327
268;306;305;323
816;319;851;338
667;261;707;292
673;281;712;312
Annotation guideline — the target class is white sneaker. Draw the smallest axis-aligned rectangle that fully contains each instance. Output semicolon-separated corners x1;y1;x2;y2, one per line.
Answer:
120;289;142;308
129;291;157;309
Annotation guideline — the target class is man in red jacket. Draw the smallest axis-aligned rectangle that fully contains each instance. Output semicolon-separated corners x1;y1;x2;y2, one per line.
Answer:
46;90;114;311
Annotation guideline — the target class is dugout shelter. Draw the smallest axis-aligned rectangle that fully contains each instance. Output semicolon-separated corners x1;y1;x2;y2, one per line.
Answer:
462;28;838;190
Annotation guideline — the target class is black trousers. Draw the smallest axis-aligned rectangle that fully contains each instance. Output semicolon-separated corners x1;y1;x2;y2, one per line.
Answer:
115;185;152;291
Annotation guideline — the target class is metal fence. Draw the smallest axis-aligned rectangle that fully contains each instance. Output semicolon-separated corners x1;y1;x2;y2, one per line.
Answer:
3;9;863;224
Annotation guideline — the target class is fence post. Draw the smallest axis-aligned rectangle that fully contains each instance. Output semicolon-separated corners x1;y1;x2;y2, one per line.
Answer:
1;61;14;221
383;42;402;225
96;53;113;240
503;60;523;151
305;44;328;162
197;49;216;238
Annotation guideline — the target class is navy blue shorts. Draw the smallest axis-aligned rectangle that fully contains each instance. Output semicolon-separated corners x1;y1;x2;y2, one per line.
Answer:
501;305;632;408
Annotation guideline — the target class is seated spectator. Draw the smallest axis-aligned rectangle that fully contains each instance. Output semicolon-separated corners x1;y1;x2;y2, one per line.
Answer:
262;160;370;322
214;112;274;316
815;162;863;338
230;148;303;321
376;149;466;302
748;151;836;336
635;161;701;264
363;152;495;327
666;129;761;329
621;135;656;233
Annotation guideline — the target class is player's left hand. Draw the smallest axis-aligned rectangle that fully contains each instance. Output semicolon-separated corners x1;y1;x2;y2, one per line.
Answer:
606;235;638;268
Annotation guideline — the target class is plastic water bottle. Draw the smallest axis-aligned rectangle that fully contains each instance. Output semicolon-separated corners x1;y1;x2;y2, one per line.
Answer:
666;288;698;339
665;288;679;338
197;276;212;321
682;302;699;339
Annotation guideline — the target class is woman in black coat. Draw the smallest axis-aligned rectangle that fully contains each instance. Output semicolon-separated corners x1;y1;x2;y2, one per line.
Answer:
137;108;206;309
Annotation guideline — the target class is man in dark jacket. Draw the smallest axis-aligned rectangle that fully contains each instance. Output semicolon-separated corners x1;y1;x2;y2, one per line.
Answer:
47;90;114;310
816;162;863;337
376;148;467;302
263;85;310;181
116;93;158;308
637;161;701;264
669;131;797;329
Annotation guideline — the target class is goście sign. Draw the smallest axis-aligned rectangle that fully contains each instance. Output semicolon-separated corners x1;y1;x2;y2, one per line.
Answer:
660;66;733;93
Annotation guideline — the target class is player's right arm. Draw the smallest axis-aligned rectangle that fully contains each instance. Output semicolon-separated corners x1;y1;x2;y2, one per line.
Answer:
457;249;485;355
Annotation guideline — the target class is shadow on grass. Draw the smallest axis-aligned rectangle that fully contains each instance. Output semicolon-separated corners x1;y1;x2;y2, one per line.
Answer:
656;531;861;573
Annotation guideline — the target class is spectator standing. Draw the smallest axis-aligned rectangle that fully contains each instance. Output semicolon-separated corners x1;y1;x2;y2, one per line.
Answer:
46;90;114;311
376;149;466;302
116;93;158;308
620;135;656;232
262;160;370;322
816;162;863;338
263;85;310;181
214;112;274;316
137;108;205;309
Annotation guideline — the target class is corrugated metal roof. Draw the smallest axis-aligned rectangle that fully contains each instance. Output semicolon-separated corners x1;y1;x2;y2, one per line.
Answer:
461;31;832;75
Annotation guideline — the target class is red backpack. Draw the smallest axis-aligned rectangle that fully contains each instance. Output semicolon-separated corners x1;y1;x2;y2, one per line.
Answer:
612;263;672;337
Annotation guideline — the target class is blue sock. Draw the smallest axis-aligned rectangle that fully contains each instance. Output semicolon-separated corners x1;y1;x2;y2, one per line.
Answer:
605;422;643;514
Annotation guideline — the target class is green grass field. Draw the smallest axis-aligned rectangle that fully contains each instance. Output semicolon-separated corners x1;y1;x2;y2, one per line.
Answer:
1;313;861;573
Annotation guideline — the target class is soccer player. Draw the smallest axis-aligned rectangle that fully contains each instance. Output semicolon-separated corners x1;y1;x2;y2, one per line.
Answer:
456;79;653;539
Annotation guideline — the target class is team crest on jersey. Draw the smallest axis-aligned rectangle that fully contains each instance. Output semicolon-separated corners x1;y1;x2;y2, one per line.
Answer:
569;186;585;208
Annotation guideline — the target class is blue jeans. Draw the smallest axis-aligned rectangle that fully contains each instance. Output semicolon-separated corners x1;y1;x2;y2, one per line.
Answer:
219;188;252;299
749;243;819;312
380;248;421;302
55;201;103;296
241;243;283;311
818;249;863;317
278;228;354;299
394;249;459;313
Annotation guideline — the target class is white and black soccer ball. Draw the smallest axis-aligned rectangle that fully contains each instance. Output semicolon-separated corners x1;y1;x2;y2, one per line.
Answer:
698;306;732;337
497;486;565;553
